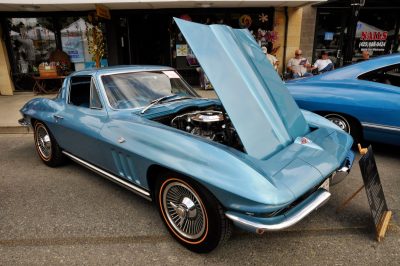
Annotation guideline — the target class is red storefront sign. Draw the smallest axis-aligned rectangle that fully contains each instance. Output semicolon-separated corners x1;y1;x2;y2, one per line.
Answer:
359;31;388;51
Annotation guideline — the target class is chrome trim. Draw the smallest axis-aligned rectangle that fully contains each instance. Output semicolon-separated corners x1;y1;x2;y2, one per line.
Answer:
67;76;105;110
337;150;355;174
62;151;152;201
361;122;400;132
331;150;355;185
225;189;331;232
18;118;30;126
163;181;206;239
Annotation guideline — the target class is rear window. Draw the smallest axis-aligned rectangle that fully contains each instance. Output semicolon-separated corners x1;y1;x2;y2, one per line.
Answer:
358;64;400;88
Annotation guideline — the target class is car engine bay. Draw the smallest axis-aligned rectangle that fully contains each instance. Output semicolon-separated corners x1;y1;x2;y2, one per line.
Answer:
152;107;244;151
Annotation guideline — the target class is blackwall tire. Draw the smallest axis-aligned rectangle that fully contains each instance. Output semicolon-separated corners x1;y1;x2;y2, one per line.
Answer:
155;172;231;253
323;113;362;143
324;113;351;133
33;121;66;167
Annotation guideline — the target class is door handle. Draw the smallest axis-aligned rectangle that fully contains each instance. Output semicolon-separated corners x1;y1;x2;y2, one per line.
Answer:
53;115;64;121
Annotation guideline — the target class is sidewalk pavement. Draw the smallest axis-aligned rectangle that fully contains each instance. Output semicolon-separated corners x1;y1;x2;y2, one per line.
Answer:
0;92;56;134
0;89;217;134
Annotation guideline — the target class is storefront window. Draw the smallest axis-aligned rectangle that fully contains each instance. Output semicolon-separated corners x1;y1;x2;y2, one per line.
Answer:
60;17;108;71
354;10;398;60
8;16;108;91
315;8;399;66
314;10;348;66
9;17;56;75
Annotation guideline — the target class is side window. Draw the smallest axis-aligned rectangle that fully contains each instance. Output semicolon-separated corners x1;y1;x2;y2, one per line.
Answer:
69;76;91;108
90;80;102;109
358;64;400;88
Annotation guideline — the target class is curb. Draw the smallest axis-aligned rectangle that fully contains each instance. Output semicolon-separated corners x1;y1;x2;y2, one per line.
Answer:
0;126;32;134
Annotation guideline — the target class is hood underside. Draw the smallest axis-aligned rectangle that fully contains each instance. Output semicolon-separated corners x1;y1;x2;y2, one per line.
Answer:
175;18;309;159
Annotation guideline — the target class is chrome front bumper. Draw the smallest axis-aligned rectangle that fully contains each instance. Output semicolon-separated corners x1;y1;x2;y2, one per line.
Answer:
330;150;355;185
225;150;355;234
18;117;30;127
225;188;331;234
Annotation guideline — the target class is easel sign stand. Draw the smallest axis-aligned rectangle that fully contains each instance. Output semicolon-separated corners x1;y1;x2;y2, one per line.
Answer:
336;144;392;242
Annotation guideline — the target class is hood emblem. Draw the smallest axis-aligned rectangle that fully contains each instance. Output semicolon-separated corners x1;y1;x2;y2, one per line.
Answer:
300;137;311;144
118;137;126;143
295;136;323;150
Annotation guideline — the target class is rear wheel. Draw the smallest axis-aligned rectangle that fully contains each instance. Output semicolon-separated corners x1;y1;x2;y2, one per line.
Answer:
33;121;66;167
155;173;231;253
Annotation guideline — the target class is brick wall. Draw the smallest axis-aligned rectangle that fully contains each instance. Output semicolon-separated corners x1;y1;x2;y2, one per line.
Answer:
299;5;317;64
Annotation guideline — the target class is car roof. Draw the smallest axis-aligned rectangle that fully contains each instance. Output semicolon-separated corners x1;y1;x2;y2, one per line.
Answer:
69;65;175;77
297;53;400;82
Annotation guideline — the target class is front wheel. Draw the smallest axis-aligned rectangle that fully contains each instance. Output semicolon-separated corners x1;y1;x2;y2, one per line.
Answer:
34;121;66;167
155;173;231;253
324;113;351;133
323;113;361;143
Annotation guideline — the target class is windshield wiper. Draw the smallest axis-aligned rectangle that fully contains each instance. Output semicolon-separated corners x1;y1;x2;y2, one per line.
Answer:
141;94;177;114
141;94;194;114
141;94;198;114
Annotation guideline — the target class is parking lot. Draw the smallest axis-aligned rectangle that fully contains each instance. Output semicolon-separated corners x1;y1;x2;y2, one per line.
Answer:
0;134;399;265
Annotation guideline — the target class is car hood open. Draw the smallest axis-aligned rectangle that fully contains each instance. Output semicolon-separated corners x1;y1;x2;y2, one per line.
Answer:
175;18;309;159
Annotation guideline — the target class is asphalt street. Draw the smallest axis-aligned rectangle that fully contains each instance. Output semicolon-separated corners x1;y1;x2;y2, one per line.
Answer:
0;134;399;265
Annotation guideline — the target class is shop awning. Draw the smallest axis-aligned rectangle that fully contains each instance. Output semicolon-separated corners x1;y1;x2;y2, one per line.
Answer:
0;1;325;12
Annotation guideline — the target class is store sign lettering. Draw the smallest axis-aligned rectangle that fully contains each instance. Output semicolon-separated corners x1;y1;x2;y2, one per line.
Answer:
360;31;388;41
359;31;387;52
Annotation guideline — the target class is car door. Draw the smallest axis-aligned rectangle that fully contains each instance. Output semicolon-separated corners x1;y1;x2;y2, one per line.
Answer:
51;75;110;166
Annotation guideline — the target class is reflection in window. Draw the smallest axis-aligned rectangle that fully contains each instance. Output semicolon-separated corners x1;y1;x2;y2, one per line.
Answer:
9;17;56;75
60;17;93;71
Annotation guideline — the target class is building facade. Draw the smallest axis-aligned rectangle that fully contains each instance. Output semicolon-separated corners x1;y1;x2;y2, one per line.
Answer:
0;0;321;95
311;0;400;66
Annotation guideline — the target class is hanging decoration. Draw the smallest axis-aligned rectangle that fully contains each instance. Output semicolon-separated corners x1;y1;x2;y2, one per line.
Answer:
257;29;279;46
86;22;105;68
258;13;269;23
239;15;252;29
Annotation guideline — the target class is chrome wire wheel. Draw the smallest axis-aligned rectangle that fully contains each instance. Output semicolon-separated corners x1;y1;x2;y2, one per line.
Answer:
35;123;52;160
324;114;351;133
162;181;207;240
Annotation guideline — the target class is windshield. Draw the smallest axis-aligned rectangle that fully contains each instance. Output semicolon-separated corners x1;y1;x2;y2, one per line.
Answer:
101;71;198;109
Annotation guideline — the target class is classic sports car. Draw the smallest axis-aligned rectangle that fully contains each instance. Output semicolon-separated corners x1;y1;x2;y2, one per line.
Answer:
286;54;400;145
19;19;354;253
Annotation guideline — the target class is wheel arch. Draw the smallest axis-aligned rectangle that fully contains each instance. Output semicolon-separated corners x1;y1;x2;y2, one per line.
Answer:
30;117;39;127
146;164;169;201
146;164;225;209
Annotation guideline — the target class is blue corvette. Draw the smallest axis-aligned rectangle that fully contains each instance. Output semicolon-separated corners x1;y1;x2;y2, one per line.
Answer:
286;54;400;145
19;19;354;253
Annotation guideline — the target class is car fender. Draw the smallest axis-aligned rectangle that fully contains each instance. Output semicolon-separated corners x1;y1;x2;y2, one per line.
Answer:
100;117;295;214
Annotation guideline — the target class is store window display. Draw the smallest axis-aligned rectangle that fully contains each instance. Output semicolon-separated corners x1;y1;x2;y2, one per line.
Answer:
8;17;56;90
8;16;108;91
9;18;56;74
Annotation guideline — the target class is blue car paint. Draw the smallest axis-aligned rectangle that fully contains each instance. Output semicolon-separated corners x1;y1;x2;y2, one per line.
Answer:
175;18;309;160
286;54;400;145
